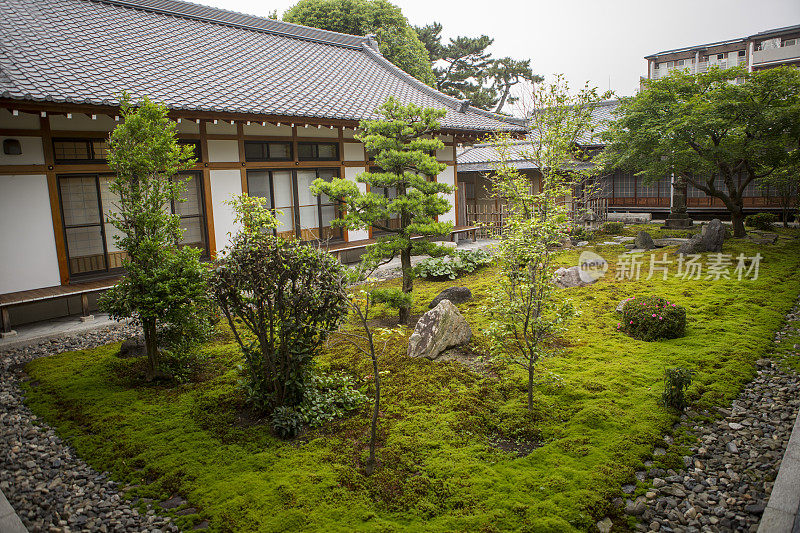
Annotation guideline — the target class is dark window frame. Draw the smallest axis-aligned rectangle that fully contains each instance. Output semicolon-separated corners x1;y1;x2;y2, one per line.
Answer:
53;138;109;164
57;171;209;280
297;142;339;161
243;141;293;162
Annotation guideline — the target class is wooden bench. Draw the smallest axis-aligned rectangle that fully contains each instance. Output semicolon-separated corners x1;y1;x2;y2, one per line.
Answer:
449;225;479;242
0;277;120;336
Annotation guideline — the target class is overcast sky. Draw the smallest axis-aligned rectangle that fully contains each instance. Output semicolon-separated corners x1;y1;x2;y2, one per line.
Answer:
200;0;799;106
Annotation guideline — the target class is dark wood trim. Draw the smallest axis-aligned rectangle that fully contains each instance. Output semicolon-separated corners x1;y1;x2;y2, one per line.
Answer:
0;128;43;136
0;164;48;174
40;116;69;286
199;121;216;256
237;123;247;194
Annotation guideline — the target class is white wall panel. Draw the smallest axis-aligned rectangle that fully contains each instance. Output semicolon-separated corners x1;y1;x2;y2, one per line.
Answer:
344;166;369;241
209;170;242;252
437;166;457;224
0;136;45;165
297;126;338;138
49;114;116;131
207;140;239;162
205;121;237;135
0;174;61;293
242;123;292;136
343;142;365;161
0;109;40;129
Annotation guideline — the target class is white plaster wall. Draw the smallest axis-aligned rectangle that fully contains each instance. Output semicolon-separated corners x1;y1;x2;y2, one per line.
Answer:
209;170;242;252
207;140;239;162
297;126;338;138
436;145;455;162
49;114;116;131
243;123;292;136
344;166;369;241
0;136;45;165
437;166;457;224
343;129;357;140
343;142;365;161
0;109;40;129
175;120;200;134
205;121;237;135
0;174;61;293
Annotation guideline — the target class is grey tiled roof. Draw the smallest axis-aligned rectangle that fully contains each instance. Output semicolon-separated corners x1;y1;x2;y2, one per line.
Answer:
0;0;526;133
457;100;619;171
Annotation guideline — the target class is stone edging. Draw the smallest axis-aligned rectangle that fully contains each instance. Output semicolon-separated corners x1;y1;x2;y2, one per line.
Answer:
0;487;28;533
759;406;800;532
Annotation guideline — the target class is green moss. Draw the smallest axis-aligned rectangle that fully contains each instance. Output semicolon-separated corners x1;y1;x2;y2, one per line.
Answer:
23;231;800;532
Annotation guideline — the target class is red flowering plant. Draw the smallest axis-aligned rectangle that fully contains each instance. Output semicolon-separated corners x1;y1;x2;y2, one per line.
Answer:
617;296;686;341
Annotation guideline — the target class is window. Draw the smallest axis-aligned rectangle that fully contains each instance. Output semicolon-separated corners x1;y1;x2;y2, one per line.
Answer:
298;142;339;161
178;140;202;161
738;50;746;57
246;169;296;237
677;60;685;67
53;138;109;162
783;39;797;47
244;141;292;161
613;171;634;198
370;177;400;233
58;173;208;277
296;168;343;240
717;53;724;60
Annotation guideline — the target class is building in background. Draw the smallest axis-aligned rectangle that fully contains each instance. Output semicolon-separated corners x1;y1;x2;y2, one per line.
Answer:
0;0;525;333
645;24;800;82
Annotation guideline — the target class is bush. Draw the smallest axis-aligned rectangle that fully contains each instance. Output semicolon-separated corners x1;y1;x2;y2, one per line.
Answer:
211;233;347;411
600;221;624;234
271;406;304;439
660;367;694;410
370;287;413;310
617;296;686;341
414;249;493;280
745;212;778;230
566;225;594;243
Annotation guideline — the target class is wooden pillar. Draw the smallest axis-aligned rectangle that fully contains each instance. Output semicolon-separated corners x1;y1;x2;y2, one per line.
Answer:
41;115;70;285
199;121;217;256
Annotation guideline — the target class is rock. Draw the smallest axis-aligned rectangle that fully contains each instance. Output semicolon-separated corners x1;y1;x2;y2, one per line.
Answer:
728;422;743;430
700;219;726;252
407;300;472;360
676;234;705;255
117;336;146;358
634;231;656;250
726;441;739;454
576;241;589;247
597;517;613;533
553;266;596;289
428;287;472;309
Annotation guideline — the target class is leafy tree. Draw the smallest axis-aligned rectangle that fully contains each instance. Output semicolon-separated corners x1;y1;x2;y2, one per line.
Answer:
210;197;347;411
100;95;211;380
487;78;605;411
602;66;800;237
311;98;453;325
414;22;541;113
283;0;435;86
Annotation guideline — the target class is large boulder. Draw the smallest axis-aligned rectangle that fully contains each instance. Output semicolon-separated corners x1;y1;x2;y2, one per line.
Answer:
700;218;725;252
634;231;656;250
553;266;596;288
429;287;472;309
407;300;472;360
118;336;146;358
676;218;725;254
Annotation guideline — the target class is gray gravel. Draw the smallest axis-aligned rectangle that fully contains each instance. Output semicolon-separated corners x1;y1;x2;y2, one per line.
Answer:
620;300;800;533
0;324;180;532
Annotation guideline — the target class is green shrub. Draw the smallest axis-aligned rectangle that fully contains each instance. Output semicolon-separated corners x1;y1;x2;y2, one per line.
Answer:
660;367;694;410
567;225;594;242
618;296;686;341
600;221;624;234
414;249;493;280
745;212;778;230
370;287;413;310
271;406;304;439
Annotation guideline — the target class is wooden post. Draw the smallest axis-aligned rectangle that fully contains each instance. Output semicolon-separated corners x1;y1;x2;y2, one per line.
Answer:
1;307;12;334
79;293;94;322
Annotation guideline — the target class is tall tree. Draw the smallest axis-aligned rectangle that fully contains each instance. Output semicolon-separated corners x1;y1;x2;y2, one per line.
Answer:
414;22;541;113
311;98;453;325
283;0;435;86
602;66;800;237
100;95;208;380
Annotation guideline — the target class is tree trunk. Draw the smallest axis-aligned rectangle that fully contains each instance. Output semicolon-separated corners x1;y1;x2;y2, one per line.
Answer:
399;247;413;325
365;333;380;476
731;208;746;238
143;317;158;380
527;364;534;412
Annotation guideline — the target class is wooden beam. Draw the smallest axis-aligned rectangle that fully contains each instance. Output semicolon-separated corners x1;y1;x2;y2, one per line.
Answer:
199;121;216;257
237;122;247;194
40;115;70;285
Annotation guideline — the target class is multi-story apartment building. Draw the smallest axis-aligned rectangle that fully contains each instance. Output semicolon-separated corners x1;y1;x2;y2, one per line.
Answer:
645;24;800;80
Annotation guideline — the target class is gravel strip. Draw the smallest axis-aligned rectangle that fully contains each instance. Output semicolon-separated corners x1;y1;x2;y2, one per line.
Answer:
622;300;800;533
0;324;180;532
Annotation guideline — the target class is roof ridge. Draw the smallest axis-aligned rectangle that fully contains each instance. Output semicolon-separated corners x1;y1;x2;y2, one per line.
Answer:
359;44;528;131
92;0;370;49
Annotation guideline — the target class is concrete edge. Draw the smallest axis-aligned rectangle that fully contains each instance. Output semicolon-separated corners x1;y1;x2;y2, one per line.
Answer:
0;317;132;353
758;401;800;533
0;487;29;533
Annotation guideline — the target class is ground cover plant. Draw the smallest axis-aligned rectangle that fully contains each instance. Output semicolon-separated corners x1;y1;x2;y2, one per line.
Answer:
413;248;493;280
618;296;686;341
23;227;800;531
